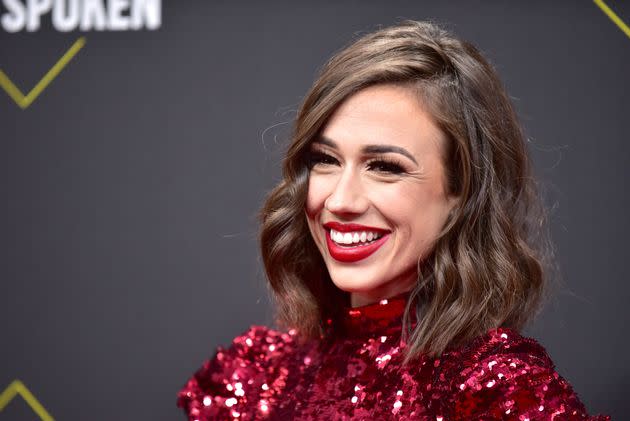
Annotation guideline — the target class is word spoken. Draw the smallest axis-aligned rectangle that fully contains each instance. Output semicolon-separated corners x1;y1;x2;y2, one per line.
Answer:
1;0;161;32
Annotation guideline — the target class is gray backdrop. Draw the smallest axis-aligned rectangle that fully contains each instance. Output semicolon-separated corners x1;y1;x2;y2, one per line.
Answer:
1;1;627;419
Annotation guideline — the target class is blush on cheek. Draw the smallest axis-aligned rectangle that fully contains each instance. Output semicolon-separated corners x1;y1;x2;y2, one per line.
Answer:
304;194;319;219
305;179;328;217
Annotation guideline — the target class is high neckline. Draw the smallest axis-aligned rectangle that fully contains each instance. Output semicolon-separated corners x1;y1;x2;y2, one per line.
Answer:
340;290;415;338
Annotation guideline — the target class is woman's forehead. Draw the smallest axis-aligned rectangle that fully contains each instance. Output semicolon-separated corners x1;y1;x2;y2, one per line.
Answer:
320;85;447;157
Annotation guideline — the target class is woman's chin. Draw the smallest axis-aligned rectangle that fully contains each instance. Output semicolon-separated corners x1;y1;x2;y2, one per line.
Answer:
328;276;385;295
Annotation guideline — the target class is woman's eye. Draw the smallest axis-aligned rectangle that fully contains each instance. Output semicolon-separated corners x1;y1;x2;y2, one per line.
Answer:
306;151;339;168
367;160;405;174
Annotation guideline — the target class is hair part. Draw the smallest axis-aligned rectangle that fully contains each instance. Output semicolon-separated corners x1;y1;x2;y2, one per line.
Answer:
259;20;556;363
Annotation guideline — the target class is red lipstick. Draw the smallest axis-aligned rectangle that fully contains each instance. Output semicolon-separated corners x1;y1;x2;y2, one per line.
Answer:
323;222;390;263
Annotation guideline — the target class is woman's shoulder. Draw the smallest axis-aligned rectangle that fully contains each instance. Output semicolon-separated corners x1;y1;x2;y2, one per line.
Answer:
177;324;300;420
439;327;610;420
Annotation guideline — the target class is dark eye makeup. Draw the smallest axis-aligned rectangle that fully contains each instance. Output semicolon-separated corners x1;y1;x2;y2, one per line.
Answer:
305;150;407;175
366;157;406;174
305;151;339;168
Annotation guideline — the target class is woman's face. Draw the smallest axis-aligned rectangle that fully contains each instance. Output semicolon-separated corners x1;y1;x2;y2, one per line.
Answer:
305;83;458;307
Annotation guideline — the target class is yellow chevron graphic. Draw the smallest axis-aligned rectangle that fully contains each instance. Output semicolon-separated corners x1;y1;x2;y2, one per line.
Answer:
0;379;55;420
594;0;630;38
0;37;86;110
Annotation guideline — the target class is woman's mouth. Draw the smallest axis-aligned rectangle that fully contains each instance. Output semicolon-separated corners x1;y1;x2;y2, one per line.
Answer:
325;228;390;263
329;229;383;246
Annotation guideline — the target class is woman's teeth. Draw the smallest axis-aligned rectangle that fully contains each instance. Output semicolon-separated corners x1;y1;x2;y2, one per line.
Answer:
329;229;383;246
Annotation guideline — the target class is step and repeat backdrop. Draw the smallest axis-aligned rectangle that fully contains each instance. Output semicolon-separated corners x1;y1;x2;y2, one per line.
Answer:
1;1;628;419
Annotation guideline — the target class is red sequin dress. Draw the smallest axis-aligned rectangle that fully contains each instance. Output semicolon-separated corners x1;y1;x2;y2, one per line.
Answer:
177;293;610;420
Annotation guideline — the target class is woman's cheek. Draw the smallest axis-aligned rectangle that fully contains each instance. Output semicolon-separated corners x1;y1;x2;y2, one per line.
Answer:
369;182;418;210
305;176;329;217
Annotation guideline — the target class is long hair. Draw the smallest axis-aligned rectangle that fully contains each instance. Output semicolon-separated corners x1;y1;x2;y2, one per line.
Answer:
258;20;555;363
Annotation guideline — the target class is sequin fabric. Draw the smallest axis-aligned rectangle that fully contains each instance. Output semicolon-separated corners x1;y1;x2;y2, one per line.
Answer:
177;293;610;420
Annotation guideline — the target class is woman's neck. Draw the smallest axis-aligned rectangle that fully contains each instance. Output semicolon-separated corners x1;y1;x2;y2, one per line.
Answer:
350;284;415;308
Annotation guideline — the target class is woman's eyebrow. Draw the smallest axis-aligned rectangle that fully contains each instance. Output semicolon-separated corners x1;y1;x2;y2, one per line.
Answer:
314;136;418;165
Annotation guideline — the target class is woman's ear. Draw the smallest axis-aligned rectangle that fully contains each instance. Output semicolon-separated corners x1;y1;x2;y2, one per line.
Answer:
446;194;460;218
446;195;460;214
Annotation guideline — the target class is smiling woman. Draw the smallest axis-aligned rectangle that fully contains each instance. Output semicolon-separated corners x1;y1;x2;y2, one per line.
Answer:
304;84;458;308
177;20;610;420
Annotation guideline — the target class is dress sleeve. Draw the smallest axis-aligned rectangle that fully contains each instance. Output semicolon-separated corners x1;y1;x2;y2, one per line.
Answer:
176;325;295;421
449;332;610;420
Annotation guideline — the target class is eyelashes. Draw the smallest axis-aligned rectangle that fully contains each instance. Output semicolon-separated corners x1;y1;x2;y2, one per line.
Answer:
306;151;338;168
367;159;406;174
305;150;406;175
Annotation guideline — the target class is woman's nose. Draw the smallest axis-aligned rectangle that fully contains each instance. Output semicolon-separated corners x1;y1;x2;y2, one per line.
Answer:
324;168;369;216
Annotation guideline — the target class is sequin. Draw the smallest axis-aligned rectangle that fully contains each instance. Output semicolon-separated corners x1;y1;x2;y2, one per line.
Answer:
177;292;610;420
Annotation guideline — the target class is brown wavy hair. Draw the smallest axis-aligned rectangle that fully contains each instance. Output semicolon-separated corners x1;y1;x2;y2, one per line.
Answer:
258;20;555;363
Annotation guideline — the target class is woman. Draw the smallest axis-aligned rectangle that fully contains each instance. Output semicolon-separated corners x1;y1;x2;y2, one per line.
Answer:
177;21;610;420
